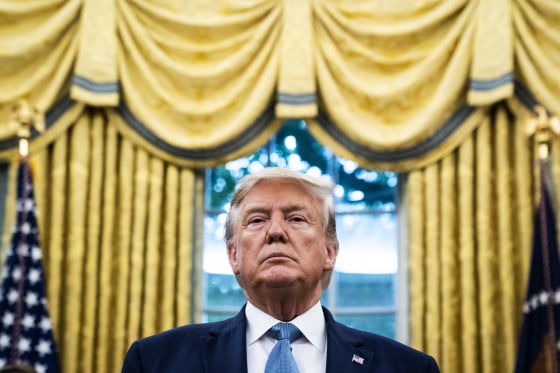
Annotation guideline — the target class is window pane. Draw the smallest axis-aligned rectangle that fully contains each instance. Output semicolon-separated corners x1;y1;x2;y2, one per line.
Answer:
203;213;231;275
336;314;395;339
205;119;333;212
203;273;245;308
202;213;247;319
335;213;398;274
335;161;398;212
270;119;330;174
205;160;258;210
334;273;396;308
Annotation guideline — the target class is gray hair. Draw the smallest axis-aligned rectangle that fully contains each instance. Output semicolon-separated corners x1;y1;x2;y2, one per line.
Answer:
224;167;339;289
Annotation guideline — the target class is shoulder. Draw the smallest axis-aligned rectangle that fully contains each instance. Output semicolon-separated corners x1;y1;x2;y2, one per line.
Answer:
343;324;428;357
133;317;235;349
122;315;244;372
323;308;439;372
338;324;438;370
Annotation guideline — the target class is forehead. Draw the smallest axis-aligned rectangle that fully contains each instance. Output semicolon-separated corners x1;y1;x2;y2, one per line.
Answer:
240;178;317;207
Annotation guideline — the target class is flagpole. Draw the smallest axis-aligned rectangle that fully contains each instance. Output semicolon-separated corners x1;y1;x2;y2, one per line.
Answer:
9;145;31;363
527;105;560;217
9;101;35;364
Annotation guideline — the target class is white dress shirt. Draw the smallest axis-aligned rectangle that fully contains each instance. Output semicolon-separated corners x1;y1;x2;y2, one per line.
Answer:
245;301;327;373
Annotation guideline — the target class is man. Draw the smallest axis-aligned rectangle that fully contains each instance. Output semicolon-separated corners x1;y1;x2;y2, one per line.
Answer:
121;167;440;372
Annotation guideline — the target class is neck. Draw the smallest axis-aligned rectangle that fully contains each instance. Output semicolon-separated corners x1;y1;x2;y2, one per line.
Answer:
246;289;321;321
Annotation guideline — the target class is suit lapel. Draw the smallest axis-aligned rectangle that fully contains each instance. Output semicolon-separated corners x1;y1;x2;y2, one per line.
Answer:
324;308;375;373
197;306;377;373
200;308;248;373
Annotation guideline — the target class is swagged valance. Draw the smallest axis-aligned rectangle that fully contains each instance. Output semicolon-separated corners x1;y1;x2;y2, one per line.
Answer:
1;0;559;170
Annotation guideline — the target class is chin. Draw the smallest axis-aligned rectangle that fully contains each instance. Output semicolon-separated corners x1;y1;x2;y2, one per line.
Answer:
261;273;299;288
266;280;297;289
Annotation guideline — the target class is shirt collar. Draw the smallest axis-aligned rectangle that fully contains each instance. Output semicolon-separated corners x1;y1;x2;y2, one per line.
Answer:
245;301;327;352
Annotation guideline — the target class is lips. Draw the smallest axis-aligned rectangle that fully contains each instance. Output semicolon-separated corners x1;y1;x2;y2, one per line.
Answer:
263;252;292;263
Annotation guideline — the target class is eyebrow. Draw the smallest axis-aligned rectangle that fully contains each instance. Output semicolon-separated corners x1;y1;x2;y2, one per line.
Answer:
242;203;309;217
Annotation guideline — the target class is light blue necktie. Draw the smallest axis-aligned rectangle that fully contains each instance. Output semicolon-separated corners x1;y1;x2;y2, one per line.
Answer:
264;322;303;373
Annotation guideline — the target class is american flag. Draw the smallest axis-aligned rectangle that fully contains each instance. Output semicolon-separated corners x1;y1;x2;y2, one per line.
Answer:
514;160;560;373
0;159;60;373
351;353;364;365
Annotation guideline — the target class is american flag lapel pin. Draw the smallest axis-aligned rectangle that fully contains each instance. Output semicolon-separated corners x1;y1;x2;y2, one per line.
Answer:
352;353;365;365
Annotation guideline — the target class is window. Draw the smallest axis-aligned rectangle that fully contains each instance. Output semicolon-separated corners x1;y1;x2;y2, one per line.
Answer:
202;119;401;339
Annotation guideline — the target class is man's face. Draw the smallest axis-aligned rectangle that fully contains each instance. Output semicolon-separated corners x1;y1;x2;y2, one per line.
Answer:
227;179;337;297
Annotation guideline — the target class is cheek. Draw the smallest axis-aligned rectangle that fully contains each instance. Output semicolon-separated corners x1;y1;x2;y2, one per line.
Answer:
313;239;336;267
305;241;330;262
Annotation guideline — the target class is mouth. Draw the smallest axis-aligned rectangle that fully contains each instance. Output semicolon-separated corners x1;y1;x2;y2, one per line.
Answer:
263;253;292;263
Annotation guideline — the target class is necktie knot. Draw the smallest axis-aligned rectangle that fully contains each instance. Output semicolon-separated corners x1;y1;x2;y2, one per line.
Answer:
268;322;302;343
265;322;302;373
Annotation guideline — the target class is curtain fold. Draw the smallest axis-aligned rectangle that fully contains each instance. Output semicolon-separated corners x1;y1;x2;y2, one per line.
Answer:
1;0;557;170
276;0;317;117
407;103;540;372
314;0;473;148
93;117;120;372
0;0;80;123
514;0;560;114
468;0;513;104
71;0;118;105
456;133;478;373
308;106;487;171
116;0;282;151
5;110;201;373
0;0;541;170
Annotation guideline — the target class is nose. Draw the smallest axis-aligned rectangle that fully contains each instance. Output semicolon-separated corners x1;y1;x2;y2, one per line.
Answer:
266;214;288;244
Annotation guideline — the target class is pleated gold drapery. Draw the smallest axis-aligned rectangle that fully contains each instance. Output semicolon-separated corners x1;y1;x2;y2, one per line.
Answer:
407;102;542;373
1;0;560;372
2;110;203;373
0;0;516;168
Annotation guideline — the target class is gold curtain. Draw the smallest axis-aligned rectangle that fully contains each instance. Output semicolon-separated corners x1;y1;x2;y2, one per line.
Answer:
0;0;517;168
514;0;560;114
2;109;202;372
407;102;551;372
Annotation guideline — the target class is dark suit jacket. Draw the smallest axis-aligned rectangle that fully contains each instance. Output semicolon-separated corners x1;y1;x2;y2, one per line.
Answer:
121;306;440;372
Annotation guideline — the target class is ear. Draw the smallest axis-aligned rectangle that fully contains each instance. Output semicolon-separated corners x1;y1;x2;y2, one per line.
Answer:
324;241;338;271
227;243;240;275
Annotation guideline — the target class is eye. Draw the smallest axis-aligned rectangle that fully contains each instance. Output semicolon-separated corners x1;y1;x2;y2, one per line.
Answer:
288;215;307;223
247;216;266;226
